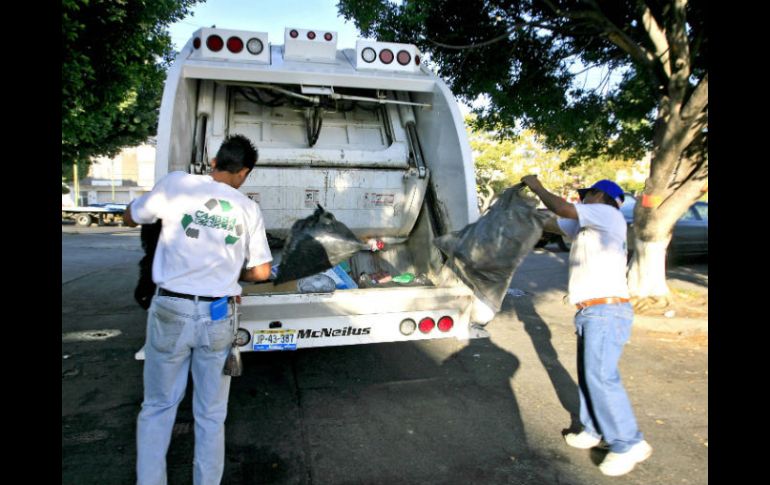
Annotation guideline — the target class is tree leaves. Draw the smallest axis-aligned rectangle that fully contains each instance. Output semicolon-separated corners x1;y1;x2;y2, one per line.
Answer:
336;0;706;169
62;0;203;175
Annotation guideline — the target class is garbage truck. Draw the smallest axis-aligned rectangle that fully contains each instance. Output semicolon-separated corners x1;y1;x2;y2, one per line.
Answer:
141;26;491;356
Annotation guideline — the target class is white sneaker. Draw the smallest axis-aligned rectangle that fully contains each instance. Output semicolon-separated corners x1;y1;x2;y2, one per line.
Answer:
564;431;602;449
599;440;653;476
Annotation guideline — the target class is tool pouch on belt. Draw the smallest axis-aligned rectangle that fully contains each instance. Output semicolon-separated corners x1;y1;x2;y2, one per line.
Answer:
223;299;243;377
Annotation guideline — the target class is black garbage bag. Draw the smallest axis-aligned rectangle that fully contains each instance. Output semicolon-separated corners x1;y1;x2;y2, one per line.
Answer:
433;184;549;314
134;220;162;310
274;205;367;284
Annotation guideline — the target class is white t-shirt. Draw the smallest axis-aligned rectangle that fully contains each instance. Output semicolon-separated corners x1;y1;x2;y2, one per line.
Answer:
130;171;273;297
558;203;629;305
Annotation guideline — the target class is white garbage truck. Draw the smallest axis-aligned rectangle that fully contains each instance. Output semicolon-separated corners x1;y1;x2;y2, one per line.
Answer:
146;26;490;355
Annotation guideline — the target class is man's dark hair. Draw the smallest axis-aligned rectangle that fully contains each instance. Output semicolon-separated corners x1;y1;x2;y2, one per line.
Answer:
597;190;620;209
214;134;258;173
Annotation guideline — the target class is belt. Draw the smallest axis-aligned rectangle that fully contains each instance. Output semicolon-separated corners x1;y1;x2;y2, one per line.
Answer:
158;288;232;302
575;297;630;310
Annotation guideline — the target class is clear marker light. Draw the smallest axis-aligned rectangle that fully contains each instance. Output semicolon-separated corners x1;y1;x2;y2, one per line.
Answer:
247;38;264;55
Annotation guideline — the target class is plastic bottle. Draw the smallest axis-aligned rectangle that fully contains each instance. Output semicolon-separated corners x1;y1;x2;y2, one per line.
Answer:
392;273;415;284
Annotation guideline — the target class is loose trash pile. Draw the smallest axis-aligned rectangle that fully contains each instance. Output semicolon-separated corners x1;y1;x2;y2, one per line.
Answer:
134;189;545;306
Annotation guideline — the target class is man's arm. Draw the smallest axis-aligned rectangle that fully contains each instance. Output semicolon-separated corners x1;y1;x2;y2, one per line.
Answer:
240;262;272;282
123;202;138;227
521;175;578;220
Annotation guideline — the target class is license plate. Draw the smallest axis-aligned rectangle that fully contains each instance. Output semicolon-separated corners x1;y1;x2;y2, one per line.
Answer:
253;329;297;351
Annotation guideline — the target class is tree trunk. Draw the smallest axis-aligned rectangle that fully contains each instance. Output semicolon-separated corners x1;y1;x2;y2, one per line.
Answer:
627;239;672;310
626;84;707;304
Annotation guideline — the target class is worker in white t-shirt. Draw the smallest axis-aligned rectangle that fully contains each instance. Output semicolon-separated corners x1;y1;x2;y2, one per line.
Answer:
521;175;652;477
125;134;272;485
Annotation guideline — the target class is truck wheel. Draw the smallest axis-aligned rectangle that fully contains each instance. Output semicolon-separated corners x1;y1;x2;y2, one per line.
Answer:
75;214;92;227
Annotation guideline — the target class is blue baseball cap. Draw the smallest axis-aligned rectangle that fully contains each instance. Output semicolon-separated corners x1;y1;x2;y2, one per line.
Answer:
577;180;625;208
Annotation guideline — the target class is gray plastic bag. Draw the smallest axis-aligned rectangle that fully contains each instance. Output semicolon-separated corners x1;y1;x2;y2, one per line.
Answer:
434;184;548;314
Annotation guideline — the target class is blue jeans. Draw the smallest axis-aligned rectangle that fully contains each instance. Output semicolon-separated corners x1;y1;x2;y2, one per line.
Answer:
136;295;234;485
575;302;643;453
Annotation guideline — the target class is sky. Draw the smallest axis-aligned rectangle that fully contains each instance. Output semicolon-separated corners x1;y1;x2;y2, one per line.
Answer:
167;0;618;113
168;0;363;52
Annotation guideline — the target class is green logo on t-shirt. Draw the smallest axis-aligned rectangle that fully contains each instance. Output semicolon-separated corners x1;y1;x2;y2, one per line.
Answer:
181;198;242;244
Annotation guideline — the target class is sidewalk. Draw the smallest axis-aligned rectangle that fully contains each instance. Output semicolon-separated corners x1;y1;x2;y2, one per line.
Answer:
633;313;707;335
510;248;708;336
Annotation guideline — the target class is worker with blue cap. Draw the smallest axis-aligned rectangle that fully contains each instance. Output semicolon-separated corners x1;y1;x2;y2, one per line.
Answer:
520;175;651;477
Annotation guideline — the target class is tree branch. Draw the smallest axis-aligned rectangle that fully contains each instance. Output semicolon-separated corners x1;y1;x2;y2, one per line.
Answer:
425;20;556;50
640;3;671;78
681;111;708;151
681;73;708;120
542;0;657;69
666;0;692;112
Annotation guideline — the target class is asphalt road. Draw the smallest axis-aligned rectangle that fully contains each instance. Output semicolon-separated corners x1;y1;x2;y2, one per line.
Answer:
62;226;708;485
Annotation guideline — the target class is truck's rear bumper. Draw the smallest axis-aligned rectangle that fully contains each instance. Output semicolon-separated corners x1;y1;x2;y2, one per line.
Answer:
237;285;476;352
133;286;487;360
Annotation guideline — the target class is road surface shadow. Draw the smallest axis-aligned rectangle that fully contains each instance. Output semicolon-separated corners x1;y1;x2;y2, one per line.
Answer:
150;337;587;485
507;296;581;432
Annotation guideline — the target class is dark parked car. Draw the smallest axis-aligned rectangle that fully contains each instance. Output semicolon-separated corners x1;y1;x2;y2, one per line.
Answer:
623;197;708;257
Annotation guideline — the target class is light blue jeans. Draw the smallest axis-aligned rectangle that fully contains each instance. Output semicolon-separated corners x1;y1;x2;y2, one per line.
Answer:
136;295;234;485
575;302;643;453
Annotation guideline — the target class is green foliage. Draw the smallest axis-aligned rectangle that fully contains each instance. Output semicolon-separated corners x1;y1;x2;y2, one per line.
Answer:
62;162;91;185
337;0;706;166
62;0;202;175
469;119;645;203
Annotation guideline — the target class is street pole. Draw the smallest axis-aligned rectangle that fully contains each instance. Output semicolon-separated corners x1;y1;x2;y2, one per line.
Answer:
73;163;80;206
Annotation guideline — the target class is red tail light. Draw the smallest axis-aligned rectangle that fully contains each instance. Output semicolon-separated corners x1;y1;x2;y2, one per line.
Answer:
193;37;201;49
379;49;394;64
437;316;454;332
206;35;224;52
397;50;411;65
227;36;243;53
415;55;421;65
324;32;333;41
307;31;316;40
290;29;299;38
418;317;435;333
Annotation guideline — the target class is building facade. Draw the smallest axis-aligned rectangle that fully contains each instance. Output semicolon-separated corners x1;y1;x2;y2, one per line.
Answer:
74;141;156;205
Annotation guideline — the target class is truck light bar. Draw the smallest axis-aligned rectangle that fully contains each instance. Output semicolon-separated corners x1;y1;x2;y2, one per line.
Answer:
284;27;338;63
356;40;422;74
189;28;270;64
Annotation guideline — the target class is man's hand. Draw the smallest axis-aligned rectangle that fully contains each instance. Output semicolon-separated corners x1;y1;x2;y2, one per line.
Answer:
521;175;543;191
